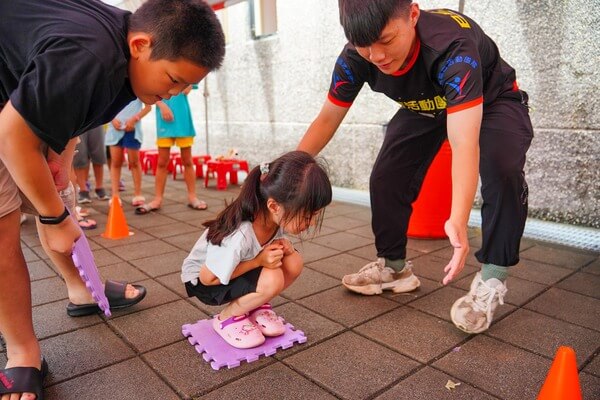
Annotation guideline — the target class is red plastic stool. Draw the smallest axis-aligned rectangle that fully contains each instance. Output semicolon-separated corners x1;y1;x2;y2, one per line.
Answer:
173;154;212;180
193;154;211;179
204;160;233;190
142;150;159;175
228;159;250;185
407;140;452;239
204;159;250;190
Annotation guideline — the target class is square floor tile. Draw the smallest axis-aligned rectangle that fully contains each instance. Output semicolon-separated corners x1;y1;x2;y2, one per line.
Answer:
306;253;376;280
45;358;179;400
200;362;337;400
298;286;400;327
520;245;597;269
488;308;600;367
557;272;600;298
273;302;345;358
33;300;102;340
433;335;550;400
281;268;340;300
144;340;273;398
322;215;369;231
309;231;373;252
109;300;202;353
375;366;496;400
99;262;149;283
509;258;573;285
31;277;67;306
294;242;341;264
284;332;420;400
524;288;600;331
355;308;468;363
144;221;199;238
128;250;189;277
27;260;57;281
40;324;134;385
109;239;179;261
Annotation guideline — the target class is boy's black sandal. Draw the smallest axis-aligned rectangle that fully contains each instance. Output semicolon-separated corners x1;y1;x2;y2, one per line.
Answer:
0;357;48;400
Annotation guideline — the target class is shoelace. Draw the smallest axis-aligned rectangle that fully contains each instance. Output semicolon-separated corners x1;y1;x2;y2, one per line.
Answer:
472;281;507;322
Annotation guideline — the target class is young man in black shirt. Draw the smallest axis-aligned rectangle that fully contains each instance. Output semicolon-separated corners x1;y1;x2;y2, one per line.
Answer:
0;0;225;398
298;1;532;334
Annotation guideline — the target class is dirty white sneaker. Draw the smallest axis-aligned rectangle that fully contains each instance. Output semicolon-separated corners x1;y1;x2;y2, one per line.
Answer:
451;272;507;334
342;258;420;295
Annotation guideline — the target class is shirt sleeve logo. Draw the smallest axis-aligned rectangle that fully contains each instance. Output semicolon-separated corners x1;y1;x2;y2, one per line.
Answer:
446;69;471;99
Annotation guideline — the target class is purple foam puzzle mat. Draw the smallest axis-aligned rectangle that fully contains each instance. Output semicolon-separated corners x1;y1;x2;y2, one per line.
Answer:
182;319;307;370
71;223;111;317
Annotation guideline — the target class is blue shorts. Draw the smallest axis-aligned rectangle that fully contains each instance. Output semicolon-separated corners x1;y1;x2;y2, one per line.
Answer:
115;131;141;150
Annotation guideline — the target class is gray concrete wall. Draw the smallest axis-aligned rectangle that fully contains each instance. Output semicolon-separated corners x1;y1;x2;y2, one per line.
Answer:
139;0;599;228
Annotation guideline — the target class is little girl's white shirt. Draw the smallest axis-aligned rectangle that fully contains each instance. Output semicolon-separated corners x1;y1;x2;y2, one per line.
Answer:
181;221;285;286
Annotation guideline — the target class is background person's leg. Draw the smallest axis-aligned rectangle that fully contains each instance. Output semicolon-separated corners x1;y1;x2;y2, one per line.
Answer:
126;148;143;198
180;146;198;204
109;146;124;199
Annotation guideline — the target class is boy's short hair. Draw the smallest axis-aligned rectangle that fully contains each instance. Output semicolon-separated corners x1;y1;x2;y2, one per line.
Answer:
338;0;412;47
129;0;225;70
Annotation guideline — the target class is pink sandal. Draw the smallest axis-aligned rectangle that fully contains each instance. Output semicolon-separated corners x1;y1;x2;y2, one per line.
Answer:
249;304;286;337
212;314;265;349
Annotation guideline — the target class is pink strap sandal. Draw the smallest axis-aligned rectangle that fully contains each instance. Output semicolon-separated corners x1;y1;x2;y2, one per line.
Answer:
249;304;286;337
212;314;265;349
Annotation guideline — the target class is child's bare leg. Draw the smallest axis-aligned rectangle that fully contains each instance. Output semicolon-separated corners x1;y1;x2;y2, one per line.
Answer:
147;147;170;208
0;209;42;400
221;267;285;319
35;188;139;305
74;164;90;192
109;146;124;198
180;146;197;203
126;149;142;197
91;163;105;190
280;252;304;290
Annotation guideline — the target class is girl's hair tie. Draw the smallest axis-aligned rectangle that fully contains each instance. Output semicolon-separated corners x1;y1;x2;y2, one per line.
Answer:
260;162;270;175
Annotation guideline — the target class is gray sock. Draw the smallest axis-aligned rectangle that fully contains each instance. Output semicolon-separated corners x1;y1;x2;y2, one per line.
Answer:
384;258;406;273
481;263;509;282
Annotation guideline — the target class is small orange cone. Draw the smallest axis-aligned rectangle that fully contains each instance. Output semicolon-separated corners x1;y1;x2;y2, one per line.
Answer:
537;346;582;400
101;196;133;239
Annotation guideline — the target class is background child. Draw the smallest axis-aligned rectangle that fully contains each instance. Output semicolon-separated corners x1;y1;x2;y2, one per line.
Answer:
73;126;109;204
181;151;332;349
136;85;206;214
105;99;151;206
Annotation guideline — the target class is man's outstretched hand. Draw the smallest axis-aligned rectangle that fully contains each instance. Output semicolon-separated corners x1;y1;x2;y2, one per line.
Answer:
442;219;469;285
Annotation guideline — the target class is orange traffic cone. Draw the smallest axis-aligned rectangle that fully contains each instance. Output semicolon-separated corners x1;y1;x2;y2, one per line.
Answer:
537;346;582;400
101;196;133;239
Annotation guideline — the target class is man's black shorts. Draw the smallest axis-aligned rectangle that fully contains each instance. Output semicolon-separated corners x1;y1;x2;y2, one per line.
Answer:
184;267;263;306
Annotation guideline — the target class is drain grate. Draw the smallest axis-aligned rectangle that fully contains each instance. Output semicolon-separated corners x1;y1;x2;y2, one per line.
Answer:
468;210;600;252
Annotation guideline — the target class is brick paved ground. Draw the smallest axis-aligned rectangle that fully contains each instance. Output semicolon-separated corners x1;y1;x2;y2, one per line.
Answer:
4;173;599;399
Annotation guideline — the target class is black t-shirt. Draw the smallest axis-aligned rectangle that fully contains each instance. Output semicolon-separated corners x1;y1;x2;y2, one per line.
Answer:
0;0;136;153
328;9;518;119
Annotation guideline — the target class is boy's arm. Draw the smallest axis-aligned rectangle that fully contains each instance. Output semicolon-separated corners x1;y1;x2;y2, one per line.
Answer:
442;104;482;285
0;101;80;254
155;100;174;122
297;99;350;156
124;104;152;131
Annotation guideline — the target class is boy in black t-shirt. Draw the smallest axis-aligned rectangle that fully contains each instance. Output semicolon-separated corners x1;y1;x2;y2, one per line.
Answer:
298;1;533;334
0;0;225;398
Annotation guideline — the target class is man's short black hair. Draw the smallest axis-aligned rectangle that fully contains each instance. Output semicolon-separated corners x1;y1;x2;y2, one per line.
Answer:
338;0;412;47
129;0;225;70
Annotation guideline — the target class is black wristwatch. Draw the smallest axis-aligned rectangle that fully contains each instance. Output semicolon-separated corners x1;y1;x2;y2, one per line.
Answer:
38;207;70;225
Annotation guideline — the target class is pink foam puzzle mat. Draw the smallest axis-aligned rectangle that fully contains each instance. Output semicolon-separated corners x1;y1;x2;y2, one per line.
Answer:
71;224;111;317
182;319;307;370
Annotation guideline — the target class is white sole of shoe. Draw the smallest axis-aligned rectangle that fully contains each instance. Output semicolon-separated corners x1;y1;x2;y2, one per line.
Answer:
343;276;421;295
450;298;489;334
